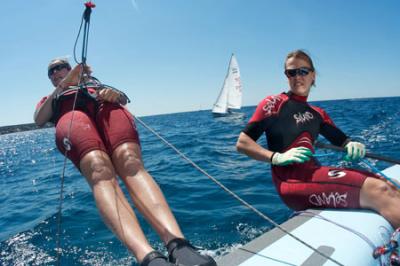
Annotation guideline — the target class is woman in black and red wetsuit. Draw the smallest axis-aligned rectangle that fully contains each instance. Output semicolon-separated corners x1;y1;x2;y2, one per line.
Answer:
34;58;216;266
236;50;400;229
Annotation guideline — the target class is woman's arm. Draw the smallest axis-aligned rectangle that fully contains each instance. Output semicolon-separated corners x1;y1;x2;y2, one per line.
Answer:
236;132;274;163
34;64;91;126
318;108;365;161
34;85;64;127
98;88;126;104
237;132;313;165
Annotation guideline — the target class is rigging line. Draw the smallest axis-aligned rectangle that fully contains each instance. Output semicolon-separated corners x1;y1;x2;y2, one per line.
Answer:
73;14;85;65
55;155;67;264
134;116;344;266
55;2;95;264
55;91;80;266
81;4;92;65
361;159;400;190
73;2;94;65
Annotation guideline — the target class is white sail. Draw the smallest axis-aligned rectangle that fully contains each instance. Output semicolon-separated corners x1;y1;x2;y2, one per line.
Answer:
212;54;242;115
226;54;242;110
212;71;230;114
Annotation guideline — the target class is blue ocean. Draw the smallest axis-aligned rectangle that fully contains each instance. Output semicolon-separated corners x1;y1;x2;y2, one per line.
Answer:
1;97;399;265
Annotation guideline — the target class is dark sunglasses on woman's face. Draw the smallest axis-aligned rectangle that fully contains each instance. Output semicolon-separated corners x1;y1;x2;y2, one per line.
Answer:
48;63;71;77
285;67;313;78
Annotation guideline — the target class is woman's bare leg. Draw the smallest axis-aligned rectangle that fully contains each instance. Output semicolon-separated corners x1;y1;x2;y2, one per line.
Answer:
111;142;184;244
80;150;153;262
360;177;400;228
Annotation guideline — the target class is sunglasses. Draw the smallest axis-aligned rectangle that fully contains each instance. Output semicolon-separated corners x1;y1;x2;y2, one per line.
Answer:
284;67;313;78
48;63;71;77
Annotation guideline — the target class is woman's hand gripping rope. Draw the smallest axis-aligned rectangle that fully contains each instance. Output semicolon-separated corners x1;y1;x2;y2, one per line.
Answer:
271;147;313;166
344;141;399;190
344;141;366;161
59;64;92;89
315;141;400;190
98;88;122;103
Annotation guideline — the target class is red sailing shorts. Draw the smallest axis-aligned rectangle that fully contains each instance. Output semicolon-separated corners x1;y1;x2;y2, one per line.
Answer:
55;102;140;169
272;164;380;210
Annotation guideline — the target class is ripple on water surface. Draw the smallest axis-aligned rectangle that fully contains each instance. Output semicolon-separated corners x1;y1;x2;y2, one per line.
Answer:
1;97;400;265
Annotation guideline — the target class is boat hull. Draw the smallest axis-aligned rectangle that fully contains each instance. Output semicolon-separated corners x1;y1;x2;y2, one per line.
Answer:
212;112;230;117
212;110;243;118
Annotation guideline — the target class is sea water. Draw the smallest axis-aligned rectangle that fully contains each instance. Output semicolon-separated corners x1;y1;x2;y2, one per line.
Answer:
1;97;399;265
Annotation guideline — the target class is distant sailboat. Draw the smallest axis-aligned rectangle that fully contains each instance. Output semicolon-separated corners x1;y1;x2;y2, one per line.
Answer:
212;53;242;116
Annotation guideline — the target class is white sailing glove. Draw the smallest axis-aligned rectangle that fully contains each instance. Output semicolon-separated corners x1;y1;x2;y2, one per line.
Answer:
271;147;313;166
344;141;366;161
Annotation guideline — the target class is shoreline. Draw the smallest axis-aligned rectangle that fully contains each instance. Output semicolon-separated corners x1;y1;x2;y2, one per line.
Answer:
1;95;398;135
0;123;53;135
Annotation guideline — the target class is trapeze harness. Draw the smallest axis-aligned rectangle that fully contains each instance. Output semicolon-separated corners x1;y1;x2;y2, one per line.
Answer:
51;77;131;124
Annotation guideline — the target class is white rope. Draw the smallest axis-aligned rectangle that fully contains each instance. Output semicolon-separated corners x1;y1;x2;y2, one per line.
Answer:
134;116;344;266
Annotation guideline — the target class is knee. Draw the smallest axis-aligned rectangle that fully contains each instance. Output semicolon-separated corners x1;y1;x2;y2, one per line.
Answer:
88;157;114;183
118;149;144;176
370;180;395;198
362;178;397;205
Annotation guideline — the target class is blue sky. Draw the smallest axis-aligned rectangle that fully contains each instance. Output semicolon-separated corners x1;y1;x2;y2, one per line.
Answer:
0;0;399;126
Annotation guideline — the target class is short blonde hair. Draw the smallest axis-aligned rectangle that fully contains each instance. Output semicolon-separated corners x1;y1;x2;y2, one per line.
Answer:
47;58;71;78
48;58;71;71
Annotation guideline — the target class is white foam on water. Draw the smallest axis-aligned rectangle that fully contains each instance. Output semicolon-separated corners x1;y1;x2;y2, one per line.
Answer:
1;232;54;265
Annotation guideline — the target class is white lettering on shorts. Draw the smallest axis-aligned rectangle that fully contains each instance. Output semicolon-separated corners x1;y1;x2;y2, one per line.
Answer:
328;170;347;179
309;192;348;208
294;111;314;125
63;137;72;151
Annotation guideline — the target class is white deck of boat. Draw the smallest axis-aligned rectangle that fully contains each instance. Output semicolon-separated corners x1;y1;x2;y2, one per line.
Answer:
217;165;400;266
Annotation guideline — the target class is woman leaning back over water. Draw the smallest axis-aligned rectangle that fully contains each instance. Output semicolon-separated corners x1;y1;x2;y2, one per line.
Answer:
34;58;217;266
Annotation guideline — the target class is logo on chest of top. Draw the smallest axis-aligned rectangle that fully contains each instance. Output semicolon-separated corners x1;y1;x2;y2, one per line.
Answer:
293;111;314;125
262;96;282;116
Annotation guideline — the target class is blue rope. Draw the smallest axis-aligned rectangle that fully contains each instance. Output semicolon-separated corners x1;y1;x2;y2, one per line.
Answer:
315;147;400;189
313;152;336;158
361;159;400;190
